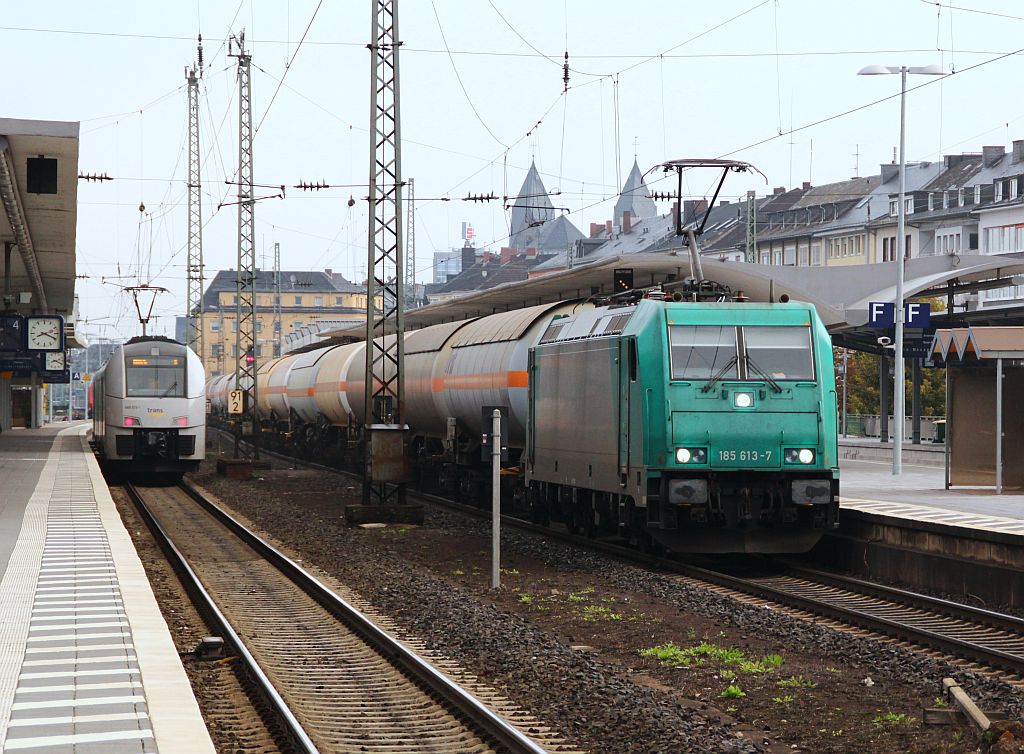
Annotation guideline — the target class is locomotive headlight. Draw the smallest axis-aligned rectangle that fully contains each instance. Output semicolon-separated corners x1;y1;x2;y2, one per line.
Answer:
733;391;754;408
784;448;816;464
675;447;707;464
173;416;188;427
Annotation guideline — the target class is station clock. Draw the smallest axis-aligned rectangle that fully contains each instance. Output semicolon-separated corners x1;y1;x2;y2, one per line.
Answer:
44;351;66;371
25;315;64;352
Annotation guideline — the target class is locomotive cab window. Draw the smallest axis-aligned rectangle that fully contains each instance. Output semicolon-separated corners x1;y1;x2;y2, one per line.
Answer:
742;326;814;380
125;355;186;397
669;325;738;380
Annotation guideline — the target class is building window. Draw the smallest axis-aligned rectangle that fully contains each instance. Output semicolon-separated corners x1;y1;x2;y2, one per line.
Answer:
294;295;302;305
274;320;281;332
231;320;238;332
314;296;324;307
975;185;982;204
255;320;263;332
1012;180;1019;200
995;182;1003;202
811;243;822;266
275;295;281;306
336;296;343;305
905;197;914;214
233;295;238;304
942;192;949;209
210;320;220;332
293;320;303;329
927;193;934;211
889;199;897;216
232;345;239;358
958;188;965;207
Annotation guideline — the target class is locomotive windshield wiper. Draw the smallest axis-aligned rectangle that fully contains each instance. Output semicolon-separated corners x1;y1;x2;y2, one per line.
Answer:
743;356;783;393
161;380;179;397
700;355;738;393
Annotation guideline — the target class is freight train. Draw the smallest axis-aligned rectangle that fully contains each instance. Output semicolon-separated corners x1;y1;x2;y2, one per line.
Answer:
92;337;206;482
209;294;839;553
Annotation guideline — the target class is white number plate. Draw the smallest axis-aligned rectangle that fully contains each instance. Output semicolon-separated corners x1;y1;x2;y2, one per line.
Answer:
718;449;772;462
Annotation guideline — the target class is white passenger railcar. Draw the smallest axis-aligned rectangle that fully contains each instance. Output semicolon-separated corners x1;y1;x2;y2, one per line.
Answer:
92;337;206;481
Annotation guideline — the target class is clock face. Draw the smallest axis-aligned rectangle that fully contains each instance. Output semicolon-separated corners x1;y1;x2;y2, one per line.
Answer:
26;316;63;351
45;351;65;371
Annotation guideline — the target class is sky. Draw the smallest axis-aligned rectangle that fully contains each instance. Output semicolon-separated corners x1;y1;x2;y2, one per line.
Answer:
5;0;1024;342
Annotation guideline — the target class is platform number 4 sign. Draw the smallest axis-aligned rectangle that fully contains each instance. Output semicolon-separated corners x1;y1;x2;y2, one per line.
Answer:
228;389;245;415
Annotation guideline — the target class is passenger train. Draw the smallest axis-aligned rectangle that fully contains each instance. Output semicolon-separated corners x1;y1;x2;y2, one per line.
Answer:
92;337;206;482
208;293;839;553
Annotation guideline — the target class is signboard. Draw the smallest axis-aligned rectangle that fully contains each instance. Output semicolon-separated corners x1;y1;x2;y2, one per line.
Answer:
0;316;24;352
613;268;634;292
868;302;931;329
228;389;245;415
480;405;510;462
72;372;82;381
81;373;90;382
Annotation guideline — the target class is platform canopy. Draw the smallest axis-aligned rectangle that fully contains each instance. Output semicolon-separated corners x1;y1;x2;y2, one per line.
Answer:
323;250;1024;347
931;326;1024;362
0;118;80;318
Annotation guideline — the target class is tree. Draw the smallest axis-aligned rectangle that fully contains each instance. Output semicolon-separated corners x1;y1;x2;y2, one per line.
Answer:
835;348;945;424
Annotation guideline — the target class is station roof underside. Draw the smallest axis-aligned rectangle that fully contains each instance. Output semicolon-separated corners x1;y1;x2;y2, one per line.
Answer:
322;250;1024;355
0;118;79;320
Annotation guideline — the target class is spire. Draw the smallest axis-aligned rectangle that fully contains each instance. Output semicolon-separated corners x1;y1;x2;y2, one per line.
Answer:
613;159;657;223
510;161;555;238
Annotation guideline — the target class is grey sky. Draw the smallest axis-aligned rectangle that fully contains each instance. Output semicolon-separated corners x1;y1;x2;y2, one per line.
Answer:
5;0;1024;340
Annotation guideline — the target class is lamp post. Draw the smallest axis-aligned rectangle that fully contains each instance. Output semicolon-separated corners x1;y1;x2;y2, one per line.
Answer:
858;63;945;475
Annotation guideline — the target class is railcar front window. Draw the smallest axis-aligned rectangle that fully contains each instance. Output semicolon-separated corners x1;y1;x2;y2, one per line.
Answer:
669;326;738;380
742;326;814;380
125;355;186;397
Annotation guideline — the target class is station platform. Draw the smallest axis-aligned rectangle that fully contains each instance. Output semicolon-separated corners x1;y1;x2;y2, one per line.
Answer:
0;423;214;753
839;437;1024;537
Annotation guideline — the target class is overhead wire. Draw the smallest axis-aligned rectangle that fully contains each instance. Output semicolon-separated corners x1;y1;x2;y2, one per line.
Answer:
430;0;508;149
254;0;322;135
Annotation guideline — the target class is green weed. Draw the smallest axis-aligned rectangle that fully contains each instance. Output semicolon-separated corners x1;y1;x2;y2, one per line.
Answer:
582;605;622;621
517;593;533;605
772;694;796;705
872;712;914;726
776;675;816;689
739;654;784;673
719;669;736;680
450;569;465;576
718;685;746;699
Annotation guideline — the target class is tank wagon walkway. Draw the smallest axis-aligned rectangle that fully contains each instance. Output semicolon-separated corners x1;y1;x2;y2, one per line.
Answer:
0;424;212;753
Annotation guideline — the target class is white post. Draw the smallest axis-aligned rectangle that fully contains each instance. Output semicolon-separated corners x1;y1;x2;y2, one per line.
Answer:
841;349;848;437
893;65;907;476
996;357;1003;495
491;409;501;590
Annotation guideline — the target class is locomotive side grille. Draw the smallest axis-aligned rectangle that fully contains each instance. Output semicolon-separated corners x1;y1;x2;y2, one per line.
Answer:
178;435;196;456
115;435;136;456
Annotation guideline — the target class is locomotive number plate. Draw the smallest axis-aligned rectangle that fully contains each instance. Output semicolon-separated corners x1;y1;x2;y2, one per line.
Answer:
718;449;772;462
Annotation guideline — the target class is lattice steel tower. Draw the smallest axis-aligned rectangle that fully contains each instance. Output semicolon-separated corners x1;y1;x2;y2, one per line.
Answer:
231;32;258;459
185;36;204;357
364;0;406;505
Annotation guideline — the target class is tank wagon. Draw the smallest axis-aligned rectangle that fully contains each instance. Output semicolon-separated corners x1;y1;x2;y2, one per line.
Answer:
93;336;206;481
210;297;839;553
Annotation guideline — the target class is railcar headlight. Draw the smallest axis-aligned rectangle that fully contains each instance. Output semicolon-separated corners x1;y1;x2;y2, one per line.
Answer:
173;416;188;427
675;447;707;464
733;391;754;408
123;416;141;427
784;448;816;464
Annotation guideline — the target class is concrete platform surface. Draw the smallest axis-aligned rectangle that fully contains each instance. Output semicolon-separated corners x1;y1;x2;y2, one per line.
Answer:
840;455;1024;536
0;424;214;753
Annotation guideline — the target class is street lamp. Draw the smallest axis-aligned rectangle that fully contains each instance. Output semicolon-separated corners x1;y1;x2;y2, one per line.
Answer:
858;63;945;475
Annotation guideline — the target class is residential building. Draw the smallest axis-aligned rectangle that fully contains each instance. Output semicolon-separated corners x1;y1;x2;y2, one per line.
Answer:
196;268;366;377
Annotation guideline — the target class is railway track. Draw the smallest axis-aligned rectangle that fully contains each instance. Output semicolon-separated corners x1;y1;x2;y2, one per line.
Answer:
213;431;1024;682
125;481;560;754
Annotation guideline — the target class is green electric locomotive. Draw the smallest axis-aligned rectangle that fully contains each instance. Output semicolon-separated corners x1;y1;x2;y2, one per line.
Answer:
526;298;839;554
